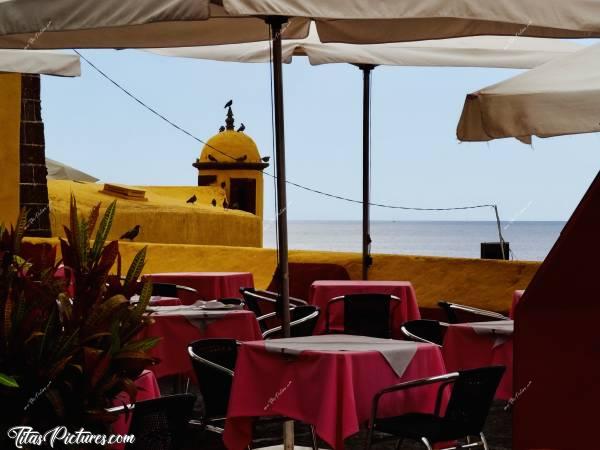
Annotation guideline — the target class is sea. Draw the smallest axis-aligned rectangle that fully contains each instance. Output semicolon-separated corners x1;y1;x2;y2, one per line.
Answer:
263;221;566;262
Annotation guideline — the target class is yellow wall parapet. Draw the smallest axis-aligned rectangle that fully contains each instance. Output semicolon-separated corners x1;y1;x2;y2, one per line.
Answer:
27;236;539;312
48;180;262;247
0;73;22;227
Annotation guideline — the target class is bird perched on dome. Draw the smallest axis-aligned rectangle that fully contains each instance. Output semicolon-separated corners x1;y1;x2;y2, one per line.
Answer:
261;156;270;163
219;126;225;132
208;154;218;162
224;99;233;108
186;194;197;204
120;225;140;241
235;155;247;162
237;123;246;132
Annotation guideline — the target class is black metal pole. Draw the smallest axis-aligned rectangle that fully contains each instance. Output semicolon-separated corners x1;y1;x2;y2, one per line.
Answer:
268;17;291;339
360;65;375;280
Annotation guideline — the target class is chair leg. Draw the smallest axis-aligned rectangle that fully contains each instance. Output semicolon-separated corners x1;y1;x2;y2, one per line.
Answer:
480;432;489;450
310;425;318;450
421;437;433;450
364;425;375;450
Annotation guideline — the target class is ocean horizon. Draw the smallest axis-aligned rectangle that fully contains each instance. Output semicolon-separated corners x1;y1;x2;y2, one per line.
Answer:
263;220;566;262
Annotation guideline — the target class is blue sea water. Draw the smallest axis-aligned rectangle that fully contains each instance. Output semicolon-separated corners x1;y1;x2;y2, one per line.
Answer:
263;221;565;262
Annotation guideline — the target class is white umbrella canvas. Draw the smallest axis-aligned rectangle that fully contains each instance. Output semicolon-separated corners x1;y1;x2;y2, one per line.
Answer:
0;49;80;76
46;158;99;182
457;41;600;143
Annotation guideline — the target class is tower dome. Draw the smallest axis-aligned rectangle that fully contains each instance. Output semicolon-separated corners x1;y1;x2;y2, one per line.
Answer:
198;106;265;165
193;103;269;220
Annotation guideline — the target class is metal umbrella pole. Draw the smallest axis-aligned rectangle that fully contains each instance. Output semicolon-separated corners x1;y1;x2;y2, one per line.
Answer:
267;16;294;450
359;64;376;280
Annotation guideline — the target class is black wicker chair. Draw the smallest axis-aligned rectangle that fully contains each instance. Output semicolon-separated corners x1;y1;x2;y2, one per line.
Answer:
109;394;196;450
218;297;245;307
365;366;505;450
243;287;308;306
188;338;318;449
401;320;449;346
135;282;198;299
240;288;308;332
188;339;238;434
262;305;320;339
438;301;509;324
325;294;401;339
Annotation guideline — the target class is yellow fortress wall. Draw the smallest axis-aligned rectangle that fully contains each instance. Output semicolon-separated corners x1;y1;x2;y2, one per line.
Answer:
28;237;539;312
47;180;262;247
0;73;22;226
115;244;540;311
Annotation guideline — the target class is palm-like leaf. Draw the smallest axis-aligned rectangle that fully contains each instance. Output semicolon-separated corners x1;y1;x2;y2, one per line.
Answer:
91;201;116;261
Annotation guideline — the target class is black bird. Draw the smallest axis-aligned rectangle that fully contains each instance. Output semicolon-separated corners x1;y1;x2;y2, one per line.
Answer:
224;99;233;108
120;225;140;241
208;154;218;162
235;154;247;162
211;199;217;207
237;123;246;132
219;126;225;132
186;194;197;204
261;156;270;163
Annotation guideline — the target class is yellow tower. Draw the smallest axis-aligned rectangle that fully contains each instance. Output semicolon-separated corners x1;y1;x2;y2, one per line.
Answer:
193;106;269;219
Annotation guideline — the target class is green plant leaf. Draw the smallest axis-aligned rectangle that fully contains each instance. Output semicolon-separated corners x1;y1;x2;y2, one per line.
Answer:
121;336;161;353
124;246;146;288
0;373;18;388
91;201;117;261
132;279;153;323
13;208;28;254
87;203;101;237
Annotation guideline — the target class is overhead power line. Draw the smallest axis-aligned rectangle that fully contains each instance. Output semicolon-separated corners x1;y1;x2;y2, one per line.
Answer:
74;49;501;214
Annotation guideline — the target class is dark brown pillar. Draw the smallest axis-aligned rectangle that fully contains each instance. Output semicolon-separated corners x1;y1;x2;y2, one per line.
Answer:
19;74;50;237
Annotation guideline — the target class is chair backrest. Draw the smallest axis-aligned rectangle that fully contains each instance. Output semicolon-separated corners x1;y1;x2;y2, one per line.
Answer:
328;294;400;339
125;393;196;450
152;283;179;297
188;339;238;420
401;319;447;346
219;297;244;306
438;301;508;324
442;366;505;438
263;305;320;339
240;288;276;316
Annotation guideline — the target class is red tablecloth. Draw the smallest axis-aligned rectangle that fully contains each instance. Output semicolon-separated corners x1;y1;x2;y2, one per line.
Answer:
142;310;262;379
442;322;513;400
308;280;421;337
146;272;254;305
224;337;446;450
510;290;524;319
111;370;161;448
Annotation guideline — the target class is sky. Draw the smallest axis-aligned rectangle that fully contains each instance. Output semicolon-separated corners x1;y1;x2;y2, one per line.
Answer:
41;45;600;222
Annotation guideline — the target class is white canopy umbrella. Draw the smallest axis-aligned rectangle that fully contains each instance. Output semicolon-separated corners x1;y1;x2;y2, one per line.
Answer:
46;158;98;182
147;29;580;276
0;1;308;49
224;0;600;43
0;0;598;339
0;49;80;76
457;42;600;143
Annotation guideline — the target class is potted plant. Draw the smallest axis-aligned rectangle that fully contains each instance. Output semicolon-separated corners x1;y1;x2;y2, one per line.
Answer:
0;196;158;446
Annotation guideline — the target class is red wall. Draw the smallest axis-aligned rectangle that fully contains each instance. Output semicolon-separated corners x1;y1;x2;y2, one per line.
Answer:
514;171;600;450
